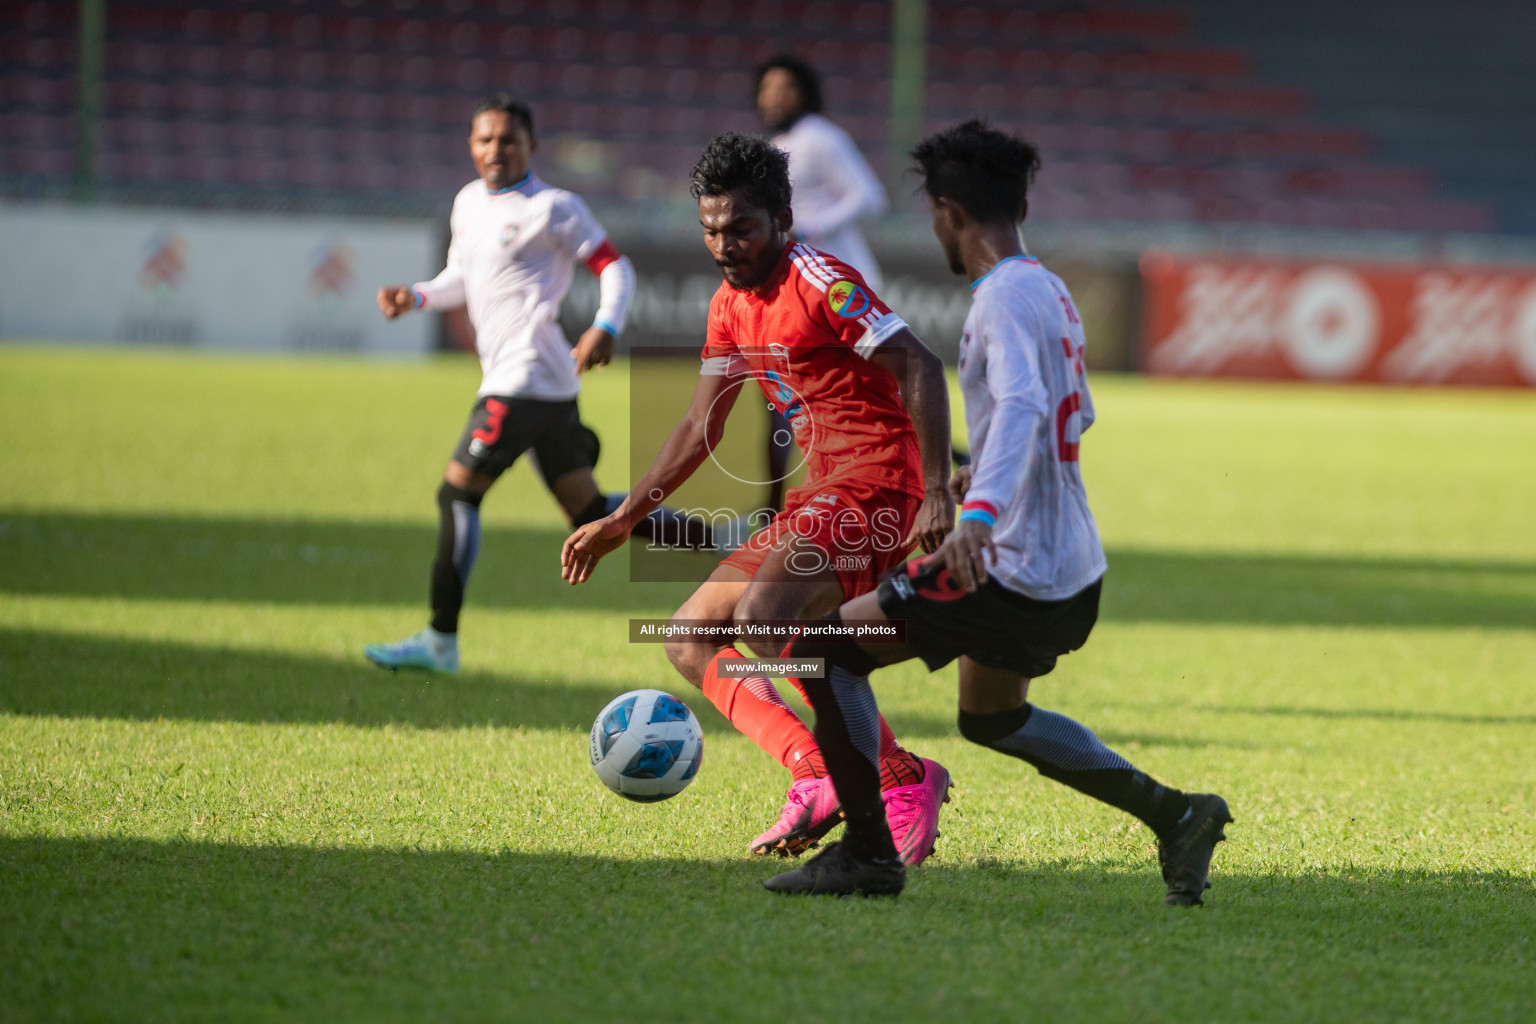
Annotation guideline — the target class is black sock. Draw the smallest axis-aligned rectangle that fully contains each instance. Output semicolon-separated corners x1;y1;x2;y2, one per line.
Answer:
429;482;484;634
958;703;1191;837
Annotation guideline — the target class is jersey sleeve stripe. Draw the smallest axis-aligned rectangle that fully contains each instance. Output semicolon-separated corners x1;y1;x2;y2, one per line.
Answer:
806;248;850;290
810;250;843;283
583;238;622;275
699;353;751;376
790;258;831;292
853;312;908;359
789;245;836;291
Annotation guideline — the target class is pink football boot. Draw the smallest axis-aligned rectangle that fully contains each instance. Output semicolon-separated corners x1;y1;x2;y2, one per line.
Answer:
883;758;953;866
749;775;843;857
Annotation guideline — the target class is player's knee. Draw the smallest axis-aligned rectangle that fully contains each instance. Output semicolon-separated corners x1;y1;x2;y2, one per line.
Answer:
662;633;710;687
730;595;777;657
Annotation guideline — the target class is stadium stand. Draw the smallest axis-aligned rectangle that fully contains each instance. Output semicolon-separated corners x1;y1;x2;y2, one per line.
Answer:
0;0;1524;232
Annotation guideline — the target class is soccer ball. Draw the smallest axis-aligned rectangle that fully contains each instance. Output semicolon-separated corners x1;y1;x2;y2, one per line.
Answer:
589;689;704;802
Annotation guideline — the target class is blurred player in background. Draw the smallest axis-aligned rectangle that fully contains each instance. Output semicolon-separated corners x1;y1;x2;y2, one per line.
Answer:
756;54;888;288
755;55;891;512
366;94;706;675
562;133;955;865
764;121;1232;903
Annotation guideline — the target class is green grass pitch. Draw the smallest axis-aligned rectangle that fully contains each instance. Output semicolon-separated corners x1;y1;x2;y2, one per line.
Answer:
1;344;1533;1022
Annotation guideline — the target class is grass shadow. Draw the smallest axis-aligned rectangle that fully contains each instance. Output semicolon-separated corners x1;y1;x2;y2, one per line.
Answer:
8;619;1524;749
4;512;1534;629
1103;546;1536;630
1100;700;1536;728
0;627;1287;744
1;836;1532;1022
0;512;706;613
0;627;650;732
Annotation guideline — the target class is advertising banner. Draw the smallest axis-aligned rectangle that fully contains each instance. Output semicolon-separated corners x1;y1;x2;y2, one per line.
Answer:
0;202;438;355
1142;251;1536;387
556;245;1138;371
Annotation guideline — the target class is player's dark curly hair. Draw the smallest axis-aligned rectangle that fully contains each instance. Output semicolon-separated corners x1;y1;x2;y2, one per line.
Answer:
472;92;534;136
911;119;1042;224
754;54;824;114
689;132;793;218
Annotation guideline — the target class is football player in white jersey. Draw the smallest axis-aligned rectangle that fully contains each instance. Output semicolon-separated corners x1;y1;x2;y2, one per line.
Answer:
365;95;706;674
755;55;893;512
761;121;1232;904
756;54;888;289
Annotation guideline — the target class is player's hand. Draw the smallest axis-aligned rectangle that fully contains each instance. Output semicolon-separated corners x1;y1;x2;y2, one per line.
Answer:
377;286;415;319
561;513;631;584
948;465;973;503
905;487;955;555
936;518;997;593
572;327;614;374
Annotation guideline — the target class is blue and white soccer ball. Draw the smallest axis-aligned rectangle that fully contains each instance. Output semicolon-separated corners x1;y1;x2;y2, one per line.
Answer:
589;689;704;802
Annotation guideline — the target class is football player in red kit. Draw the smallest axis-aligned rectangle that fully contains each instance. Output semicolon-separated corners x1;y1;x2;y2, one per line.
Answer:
562;133;955;864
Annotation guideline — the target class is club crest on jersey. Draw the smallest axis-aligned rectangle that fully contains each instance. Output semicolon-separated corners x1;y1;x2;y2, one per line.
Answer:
827;280;871;318
500;222;519;246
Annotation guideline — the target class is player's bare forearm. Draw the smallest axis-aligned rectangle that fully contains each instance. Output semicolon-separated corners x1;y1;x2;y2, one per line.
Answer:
609;419;714;528
874;331;954;551
607;371;744;529
561;373;741;583
876;331;952;494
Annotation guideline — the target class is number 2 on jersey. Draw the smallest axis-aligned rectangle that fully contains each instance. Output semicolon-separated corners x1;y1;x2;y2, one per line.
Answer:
1055;330;1084;463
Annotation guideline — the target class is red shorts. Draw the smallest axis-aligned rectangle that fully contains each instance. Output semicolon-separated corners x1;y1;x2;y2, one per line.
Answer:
721;475;923;600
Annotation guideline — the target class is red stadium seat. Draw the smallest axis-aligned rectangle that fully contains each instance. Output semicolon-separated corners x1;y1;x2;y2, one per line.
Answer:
0;0;1485;230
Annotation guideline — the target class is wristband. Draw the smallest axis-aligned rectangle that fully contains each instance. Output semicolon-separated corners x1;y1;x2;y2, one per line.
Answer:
410;287;426;309
959;500;999;527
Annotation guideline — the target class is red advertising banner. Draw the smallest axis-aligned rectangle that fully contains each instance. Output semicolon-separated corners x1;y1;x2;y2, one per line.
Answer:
1141;251;1536;387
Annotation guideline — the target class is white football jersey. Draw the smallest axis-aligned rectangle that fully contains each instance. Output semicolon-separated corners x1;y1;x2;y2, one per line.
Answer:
958;255;1107;601
413;174;609;400
772;113;888;291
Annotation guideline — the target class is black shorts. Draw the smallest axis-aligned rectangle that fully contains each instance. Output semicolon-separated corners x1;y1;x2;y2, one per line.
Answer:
450;396;600;486
876;555;1102;678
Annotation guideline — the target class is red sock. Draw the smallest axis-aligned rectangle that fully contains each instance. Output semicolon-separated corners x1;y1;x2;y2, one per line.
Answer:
701;648;824;780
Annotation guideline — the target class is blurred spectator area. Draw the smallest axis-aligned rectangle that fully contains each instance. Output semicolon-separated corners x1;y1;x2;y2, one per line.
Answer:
1;0;1527;233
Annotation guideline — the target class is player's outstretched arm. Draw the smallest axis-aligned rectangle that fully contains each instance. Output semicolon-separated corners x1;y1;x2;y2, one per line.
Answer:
560;370;745;584
572;252;634;373
872;330;954;553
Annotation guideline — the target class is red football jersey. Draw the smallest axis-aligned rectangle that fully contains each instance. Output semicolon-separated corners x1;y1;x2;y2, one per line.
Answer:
701;243;920;492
